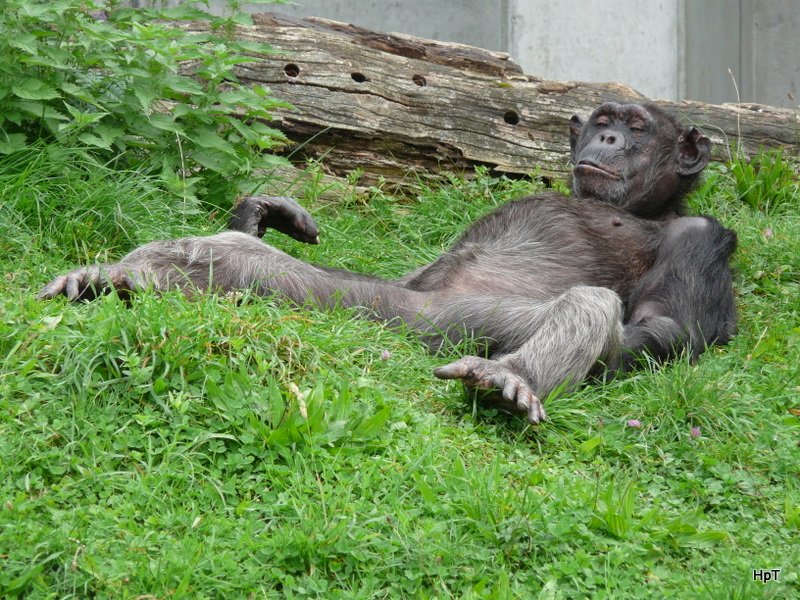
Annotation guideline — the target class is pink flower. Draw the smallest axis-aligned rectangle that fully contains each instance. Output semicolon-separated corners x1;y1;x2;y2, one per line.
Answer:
626;419;642;428
380;350;392;361
763;228;774;239
690;426;701;439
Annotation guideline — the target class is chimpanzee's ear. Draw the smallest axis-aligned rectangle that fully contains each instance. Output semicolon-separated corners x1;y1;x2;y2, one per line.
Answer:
676;126;711;176
569;115;584;162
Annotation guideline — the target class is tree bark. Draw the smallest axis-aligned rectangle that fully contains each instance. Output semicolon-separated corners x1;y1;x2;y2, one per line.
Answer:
209;13;799;184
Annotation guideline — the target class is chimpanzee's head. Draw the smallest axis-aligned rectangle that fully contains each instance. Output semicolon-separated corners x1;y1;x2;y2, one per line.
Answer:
569;102;711;218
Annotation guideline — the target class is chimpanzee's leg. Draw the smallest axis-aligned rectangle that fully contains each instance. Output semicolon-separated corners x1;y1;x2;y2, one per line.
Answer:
428;286;624;423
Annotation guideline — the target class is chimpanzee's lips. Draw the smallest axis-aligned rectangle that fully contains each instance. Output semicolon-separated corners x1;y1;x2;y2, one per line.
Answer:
575;161;621;179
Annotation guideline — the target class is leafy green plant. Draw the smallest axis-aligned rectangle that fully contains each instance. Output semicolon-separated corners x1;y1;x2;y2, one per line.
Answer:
0;0;289;205
730;150;799;212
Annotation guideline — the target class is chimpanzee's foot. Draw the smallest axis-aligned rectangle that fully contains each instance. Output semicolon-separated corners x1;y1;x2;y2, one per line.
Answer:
434;355;547;423
37;264;139;302
229;195;319;244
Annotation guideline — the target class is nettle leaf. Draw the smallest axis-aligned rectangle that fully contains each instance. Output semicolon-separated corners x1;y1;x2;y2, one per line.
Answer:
78;123;123;149
230;12;254;27
148;114;184;134
31;45;72;69
15;100;68;121
19;2;60;18
77;132;111;149
227;118;258;144
217;90;254;105
191;128;236;154
12;78;61;100
0;133;28;155
233;40;280;55
191;148;234;173
2;108;23;126
9;33;39;56
132;78;158;113
162;75;204;96
63;103;108;126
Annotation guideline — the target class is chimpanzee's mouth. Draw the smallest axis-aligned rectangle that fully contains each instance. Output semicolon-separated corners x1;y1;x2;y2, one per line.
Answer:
575;161;621;179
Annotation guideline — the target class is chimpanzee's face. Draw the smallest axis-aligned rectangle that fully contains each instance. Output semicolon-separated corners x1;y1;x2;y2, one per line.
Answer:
569;102;710;218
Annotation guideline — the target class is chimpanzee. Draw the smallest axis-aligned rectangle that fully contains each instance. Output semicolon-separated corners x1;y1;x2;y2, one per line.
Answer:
38;102;738;424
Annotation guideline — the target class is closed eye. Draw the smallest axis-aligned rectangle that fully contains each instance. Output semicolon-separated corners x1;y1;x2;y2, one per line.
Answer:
629;120;647;133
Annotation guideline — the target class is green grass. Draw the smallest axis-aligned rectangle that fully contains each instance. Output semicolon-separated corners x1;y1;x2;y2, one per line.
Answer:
1;147;798;598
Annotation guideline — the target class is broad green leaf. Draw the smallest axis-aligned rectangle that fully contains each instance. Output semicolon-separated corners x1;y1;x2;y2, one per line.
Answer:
354;406;391;439
9;33;39;56
217;90;255;105
413;474;437;504
158;5;213;20
230;12;254;27
163;75;204;96
132;78;158;113
578;434;602;454
60;82;98;104
148;114;184;134
63;103;108;125
191;128;236;154
15;100;68;121
12;78;60;100
0;133;28;155
78;133;111;149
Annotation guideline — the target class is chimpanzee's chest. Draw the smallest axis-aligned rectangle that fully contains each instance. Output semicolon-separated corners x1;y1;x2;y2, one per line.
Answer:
446;208;663;299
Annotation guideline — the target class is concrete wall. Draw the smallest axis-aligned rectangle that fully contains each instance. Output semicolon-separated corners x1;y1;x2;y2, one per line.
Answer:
179;0;799;108
742;0;800;107
258;0;510;53
508;0;681;100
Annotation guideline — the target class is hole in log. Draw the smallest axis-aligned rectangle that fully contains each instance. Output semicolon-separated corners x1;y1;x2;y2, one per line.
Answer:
351;72;368;83
284;64;300;78
503;110;520;125
412;74;427;87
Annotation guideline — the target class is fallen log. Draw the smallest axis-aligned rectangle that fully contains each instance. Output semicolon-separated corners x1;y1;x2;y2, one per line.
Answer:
197;13;800;184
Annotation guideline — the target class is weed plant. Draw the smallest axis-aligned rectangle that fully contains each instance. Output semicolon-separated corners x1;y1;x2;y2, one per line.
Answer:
0;0;289;206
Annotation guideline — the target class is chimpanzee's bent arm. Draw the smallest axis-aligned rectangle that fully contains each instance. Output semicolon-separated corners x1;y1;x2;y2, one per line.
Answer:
615;216;737;370
229;195;320;244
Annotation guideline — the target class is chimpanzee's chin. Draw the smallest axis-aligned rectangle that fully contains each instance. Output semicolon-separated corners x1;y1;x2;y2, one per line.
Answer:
574;174;622;203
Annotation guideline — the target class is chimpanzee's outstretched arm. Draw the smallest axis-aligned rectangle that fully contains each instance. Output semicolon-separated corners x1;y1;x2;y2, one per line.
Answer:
616;216;737;370
229;195;320;244
37;231;428;323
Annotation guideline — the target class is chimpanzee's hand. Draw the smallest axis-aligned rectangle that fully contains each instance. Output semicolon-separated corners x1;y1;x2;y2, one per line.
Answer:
229;195;320;244
434;355;547;424
37;264;135;302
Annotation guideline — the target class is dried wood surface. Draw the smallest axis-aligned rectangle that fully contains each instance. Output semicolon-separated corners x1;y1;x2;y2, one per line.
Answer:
196;13;800;183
